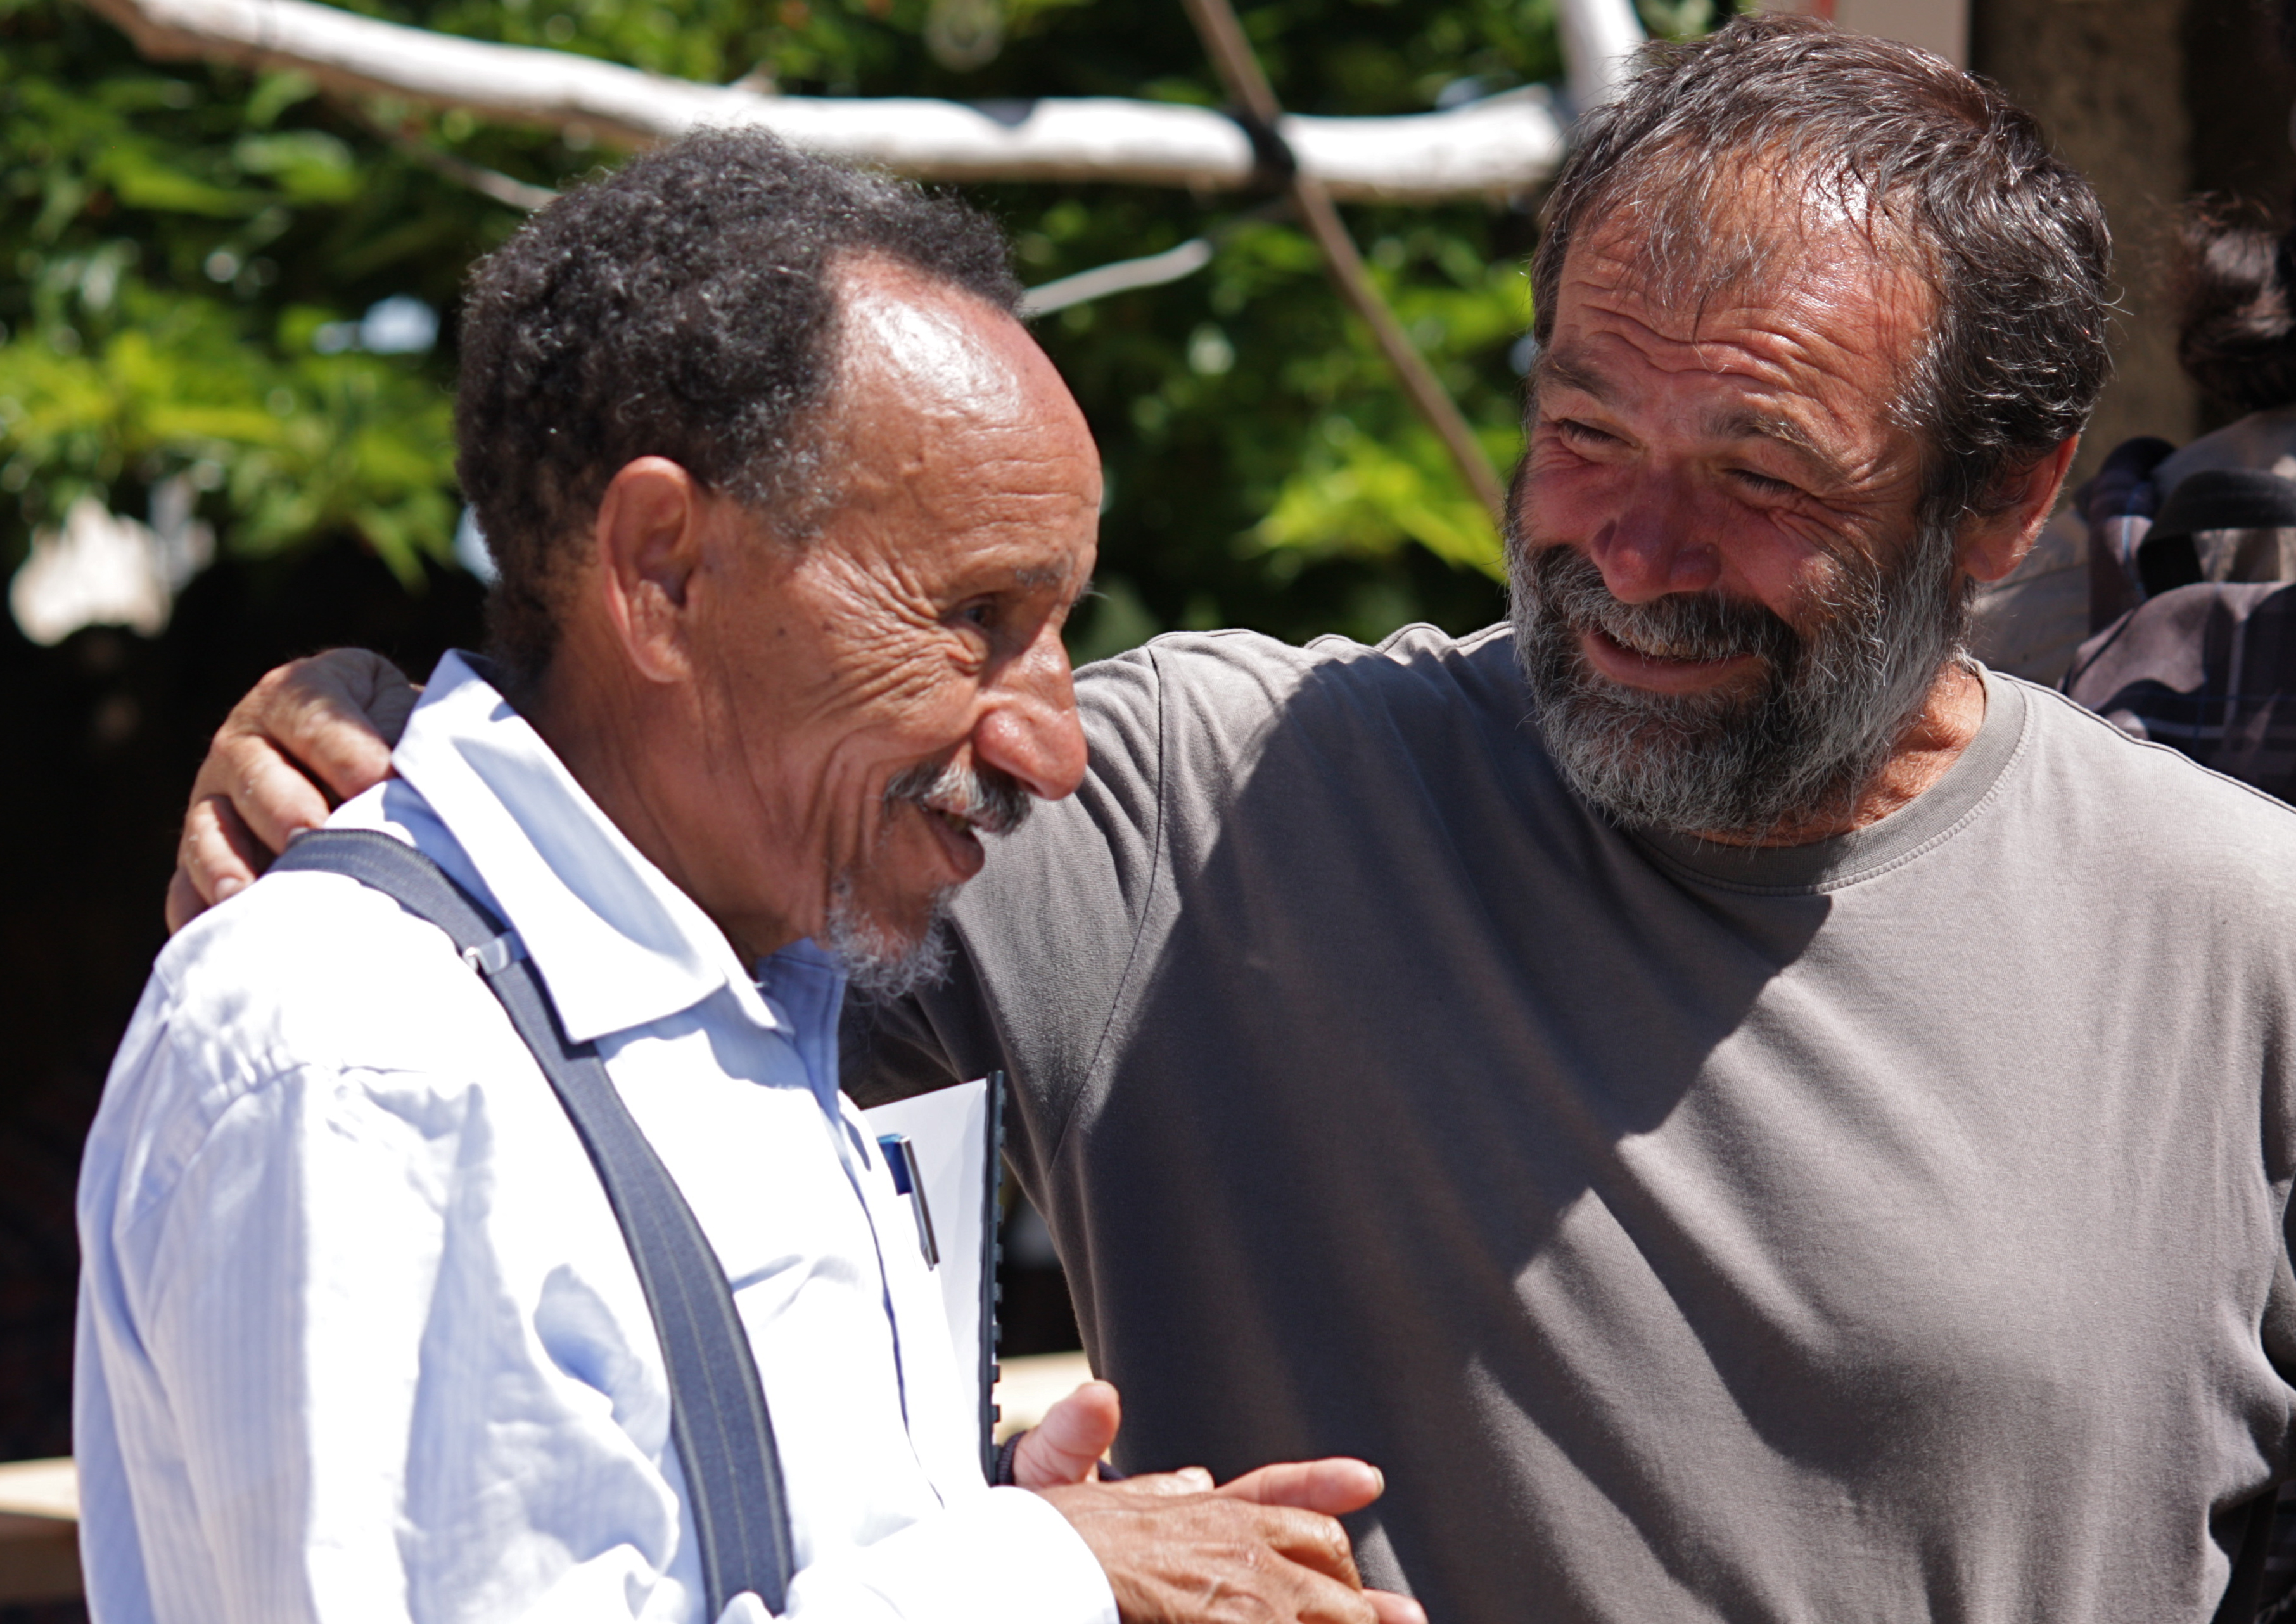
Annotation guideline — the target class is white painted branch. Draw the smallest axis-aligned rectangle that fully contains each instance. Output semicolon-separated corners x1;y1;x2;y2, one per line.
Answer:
84;0;1566;200
1555;0;1646;113
1018;239;1215;316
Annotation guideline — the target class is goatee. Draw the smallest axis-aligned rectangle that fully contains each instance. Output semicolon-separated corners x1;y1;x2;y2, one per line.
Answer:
824;757;1033;999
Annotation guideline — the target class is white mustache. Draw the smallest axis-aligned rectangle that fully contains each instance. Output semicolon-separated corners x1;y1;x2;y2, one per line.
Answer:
883;758;1032;838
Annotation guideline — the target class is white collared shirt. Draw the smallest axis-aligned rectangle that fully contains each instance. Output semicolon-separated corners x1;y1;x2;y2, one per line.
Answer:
75;652;1114;1624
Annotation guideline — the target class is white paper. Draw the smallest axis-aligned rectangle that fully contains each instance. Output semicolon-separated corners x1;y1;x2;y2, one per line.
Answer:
862;1078;991;1406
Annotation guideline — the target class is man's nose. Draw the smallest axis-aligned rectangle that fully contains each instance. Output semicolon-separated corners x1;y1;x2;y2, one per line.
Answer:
972;631;1089;803
1583;475;1721;603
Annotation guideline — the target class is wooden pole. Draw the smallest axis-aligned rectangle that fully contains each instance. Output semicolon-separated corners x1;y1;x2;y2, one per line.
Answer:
1178;0;1508;524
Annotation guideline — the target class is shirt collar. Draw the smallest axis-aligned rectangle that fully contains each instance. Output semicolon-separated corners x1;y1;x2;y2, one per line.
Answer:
392;650;813;1045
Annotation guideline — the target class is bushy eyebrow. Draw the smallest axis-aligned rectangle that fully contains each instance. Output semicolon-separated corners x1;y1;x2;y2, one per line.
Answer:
1533;346;1852;487
1529;350;1609;404
1704;406;1851;485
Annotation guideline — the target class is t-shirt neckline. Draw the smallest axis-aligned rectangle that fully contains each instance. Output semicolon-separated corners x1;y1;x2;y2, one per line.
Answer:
1627;667;2029;894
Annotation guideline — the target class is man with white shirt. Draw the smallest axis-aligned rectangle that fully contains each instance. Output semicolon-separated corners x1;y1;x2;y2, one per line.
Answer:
75;132;1416;1624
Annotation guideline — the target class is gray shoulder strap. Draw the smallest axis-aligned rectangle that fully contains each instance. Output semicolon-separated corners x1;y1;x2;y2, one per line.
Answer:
271;828;796;1618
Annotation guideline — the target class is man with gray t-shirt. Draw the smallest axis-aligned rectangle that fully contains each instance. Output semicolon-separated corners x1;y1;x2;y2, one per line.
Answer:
852;626;2296;1621
844;24;2296;1623
169;18;2296;1624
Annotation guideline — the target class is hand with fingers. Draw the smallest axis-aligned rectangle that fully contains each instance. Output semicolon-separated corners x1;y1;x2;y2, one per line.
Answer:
168;649;419;931
1016;1383;1425;1624
1039;1466;1423;1624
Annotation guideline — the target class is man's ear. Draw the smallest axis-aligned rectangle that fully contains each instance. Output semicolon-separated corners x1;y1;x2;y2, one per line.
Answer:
594;457;706;684
1957;435;2080;585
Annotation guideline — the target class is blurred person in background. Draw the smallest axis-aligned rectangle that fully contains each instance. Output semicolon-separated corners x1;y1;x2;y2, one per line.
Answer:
2061;0;2296;803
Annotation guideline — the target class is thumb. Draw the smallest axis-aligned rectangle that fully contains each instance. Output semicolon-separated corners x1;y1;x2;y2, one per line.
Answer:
1010;1380;1121;1489
1368;1590;1428;1624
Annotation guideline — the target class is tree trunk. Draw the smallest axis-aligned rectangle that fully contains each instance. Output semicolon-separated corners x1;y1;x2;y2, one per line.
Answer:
1971;0;2197;483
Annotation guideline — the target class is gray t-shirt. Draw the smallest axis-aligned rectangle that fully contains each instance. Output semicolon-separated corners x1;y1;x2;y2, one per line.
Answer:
846;622;2296;1623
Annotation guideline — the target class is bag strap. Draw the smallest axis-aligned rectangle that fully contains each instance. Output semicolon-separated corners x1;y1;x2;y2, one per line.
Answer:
271;828;796;1618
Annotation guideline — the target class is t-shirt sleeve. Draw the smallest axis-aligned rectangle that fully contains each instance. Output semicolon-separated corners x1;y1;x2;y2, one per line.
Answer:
2267;1201;2296;1384
841;648;1166;1180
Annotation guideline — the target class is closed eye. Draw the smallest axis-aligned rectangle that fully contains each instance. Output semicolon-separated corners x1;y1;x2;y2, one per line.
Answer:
1552;418;1622;449
1728;468;1802;497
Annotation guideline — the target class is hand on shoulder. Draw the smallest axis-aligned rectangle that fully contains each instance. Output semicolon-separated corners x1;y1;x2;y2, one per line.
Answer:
168;649;418;932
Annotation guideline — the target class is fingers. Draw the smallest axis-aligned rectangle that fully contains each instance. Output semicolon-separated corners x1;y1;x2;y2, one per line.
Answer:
232;651;409;806
1102;1466;1214;1497
188;728;334;872
277;649;416;801
164;868;204;936
1250;1502;1364;1590
1011;1380;1121;1489
167;651;416;931
174;651;412;915
1216;1457;1385;1518
1366;1590;1428;1624
1263;1569;1382;1624
1038;1481;1377;1624
174;794;273;924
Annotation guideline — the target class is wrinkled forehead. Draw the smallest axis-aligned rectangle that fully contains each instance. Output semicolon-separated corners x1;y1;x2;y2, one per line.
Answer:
839;271;1030;411
798;257;1100;577
1557;147;1937;360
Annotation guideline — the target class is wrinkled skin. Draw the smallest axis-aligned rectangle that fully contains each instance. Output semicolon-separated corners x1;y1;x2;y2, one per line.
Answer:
166;646;413;932
518;258;1097;966
156;227;2074;1620
1021;1383;1420;1624
170;217;2081;919
1516;215;2075;842
160;257;1422;1624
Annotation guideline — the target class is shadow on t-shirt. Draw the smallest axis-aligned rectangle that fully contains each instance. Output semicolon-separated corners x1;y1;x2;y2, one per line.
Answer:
1017;627;1828;1618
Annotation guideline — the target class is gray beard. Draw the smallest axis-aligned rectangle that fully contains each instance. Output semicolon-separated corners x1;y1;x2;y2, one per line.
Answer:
822;757;1032;1001
1507;523;1970;841
823;876;955;1002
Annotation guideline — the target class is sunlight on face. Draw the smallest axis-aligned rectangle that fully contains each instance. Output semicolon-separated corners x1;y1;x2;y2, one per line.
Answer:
688;259;1101;981
1510;216;1965;838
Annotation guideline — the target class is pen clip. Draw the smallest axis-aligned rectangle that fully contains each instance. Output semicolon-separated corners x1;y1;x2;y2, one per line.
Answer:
875;1133;940;1268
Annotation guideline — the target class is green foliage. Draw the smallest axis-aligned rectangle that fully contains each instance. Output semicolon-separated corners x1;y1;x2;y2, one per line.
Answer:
0;13;506;584
1240;233;1532;578
0;0;1616;642
0;261;457;584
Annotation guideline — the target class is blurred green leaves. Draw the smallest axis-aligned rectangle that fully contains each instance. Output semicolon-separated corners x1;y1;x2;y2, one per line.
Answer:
1246;232;1531;579
3;0;1590;642
0;257;456;585
0;14;492;586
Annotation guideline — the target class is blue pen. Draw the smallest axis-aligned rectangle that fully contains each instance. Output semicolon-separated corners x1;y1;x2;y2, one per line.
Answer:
876;1133;940;1268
